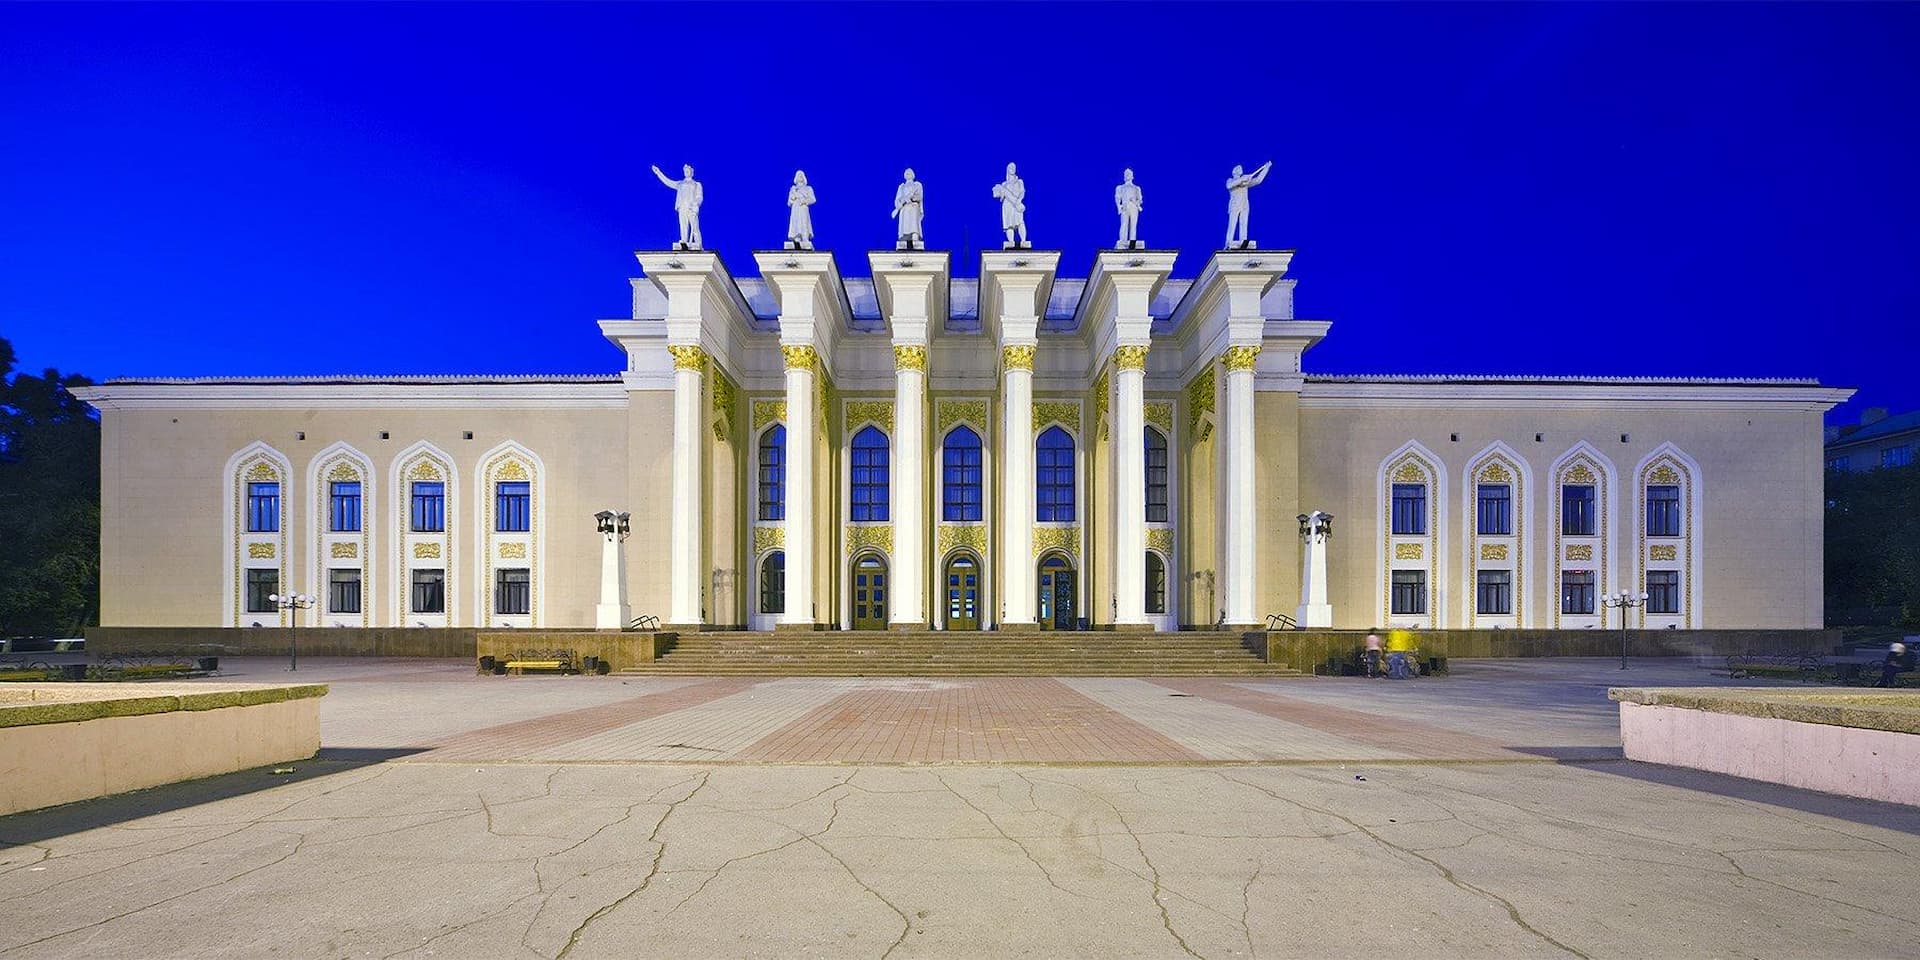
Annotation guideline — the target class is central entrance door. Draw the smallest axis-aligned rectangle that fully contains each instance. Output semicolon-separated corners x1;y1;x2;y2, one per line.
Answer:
852;553;888;630
1037;553;1076;630
943;552;981;631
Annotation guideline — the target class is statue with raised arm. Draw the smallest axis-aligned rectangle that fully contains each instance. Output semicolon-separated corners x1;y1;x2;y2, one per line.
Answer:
891;168;924;250
991;162;1028;248
1224;161;1272;249
650;163;704;250
786;170;816;250
1114;168;1143;249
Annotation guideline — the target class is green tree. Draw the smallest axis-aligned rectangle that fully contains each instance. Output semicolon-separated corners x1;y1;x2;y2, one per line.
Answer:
0;336;100;637
1825;462;1920;627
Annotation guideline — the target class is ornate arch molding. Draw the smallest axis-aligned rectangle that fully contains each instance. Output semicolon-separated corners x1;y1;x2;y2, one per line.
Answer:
225;442;293;627
391;441;457;626
307;442;374;627
476;441;545;627
1376;440;1448;628
1632;443;1705;628
1462;441;1535;627
1549;441;1618;628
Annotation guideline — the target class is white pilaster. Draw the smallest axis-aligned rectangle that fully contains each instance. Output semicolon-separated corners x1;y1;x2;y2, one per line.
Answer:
781;348;817;627
668;347;705;626
982;251;1059;628
871;252;948;630
1221;345;1259;626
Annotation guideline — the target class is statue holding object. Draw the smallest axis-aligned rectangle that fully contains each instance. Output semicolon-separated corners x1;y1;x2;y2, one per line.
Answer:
892;168;924;250
992;162;1028;248
786;171;815;250
1224;161;1273;250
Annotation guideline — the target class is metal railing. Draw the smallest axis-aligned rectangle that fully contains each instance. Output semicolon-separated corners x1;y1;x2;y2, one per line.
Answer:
1265;613;1299;631
628;614;661;631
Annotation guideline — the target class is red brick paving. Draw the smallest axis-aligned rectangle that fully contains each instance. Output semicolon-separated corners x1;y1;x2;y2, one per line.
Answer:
735;678;1206;763
1149;679;1528;760
423;677;758;761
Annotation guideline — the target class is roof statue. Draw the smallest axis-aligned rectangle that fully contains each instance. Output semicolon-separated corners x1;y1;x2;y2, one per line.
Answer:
992;162;1029;249
1114;168;1143;249
892;168;924;250
785;171;815;250
650;163;704;250
1224;160;1273;250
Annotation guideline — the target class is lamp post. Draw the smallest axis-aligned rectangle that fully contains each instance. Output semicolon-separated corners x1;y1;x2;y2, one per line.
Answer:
594;510;633;629
1295;511;1334;628
1601;589;1650;670
267;592;315;671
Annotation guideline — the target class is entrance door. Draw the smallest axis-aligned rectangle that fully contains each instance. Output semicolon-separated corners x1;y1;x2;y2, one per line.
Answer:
944;552;981;631
1037;554;1076;630
852;554;888;630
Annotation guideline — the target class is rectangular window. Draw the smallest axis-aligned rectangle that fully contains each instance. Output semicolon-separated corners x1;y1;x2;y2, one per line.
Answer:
495;567;530;616
328;568;362;614
1390;483;1427;536
1477;570;1512;615
1561;570;1595;615
329;481;362;532
1646;484;1681;537
411;482;445;532
942;441;983;522
1144;434;1170;524
1477;484;1511;536
1647;570;1680;614
1826;456;1850;472
495;481;530;532
411;568;445;614
1884;445;1913;468
246;482;280;533
850;437;890;523
1561;484;1595;537
1390;570;1427;615
244;568;278;613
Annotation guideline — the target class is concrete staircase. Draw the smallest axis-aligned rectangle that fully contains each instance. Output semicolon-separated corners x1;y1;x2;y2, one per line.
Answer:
618;630;1300;677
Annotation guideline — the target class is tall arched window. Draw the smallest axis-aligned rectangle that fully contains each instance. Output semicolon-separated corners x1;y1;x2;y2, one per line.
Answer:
1145;552;1167;614
1144;427;1169;523
943;426;983;522
758;425;786;521
759;551;785;614
850;425;890;522
1036;426;1076;522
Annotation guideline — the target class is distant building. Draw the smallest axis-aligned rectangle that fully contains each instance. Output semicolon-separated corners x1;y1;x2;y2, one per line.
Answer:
1825;408;1920;472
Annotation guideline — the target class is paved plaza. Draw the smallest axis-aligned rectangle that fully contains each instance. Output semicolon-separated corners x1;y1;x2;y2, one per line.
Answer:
2;658;1917;958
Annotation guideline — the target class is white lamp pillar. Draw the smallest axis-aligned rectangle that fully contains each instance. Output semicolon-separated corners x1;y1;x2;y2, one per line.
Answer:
595;512;630;629
1221;344;1260;626
891;342;928;628
667;345;706;626
1296;511;1333;627
1112;344;1150;628
780;344;818;629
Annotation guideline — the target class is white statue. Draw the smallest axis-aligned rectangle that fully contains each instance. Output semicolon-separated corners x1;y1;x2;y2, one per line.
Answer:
1114;168;1143;249
1224;161;1272;249
892;168;924;250
991;162;1028;248
785;170;815;250
650;163;704;250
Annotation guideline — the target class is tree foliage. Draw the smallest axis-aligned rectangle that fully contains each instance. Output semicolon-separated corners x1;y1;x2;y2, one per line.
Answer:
0;337;99;637
1825;462;1920;627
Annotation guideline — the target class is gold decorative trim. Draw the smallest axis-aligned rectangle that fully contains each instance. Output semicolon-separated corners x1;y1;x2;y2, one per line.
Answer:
1565;544;1593;561
845;400;894;434
1648;464;1681;485
1186;364;1216;434
1554;453;1609;628
1480;462;1512;484
1566;463;1596;485
1113;345;1148;370
1001;345;1035;371
330;542;358;559
1381;448;1440;628
1394;543;1423;560
936;399;988;439
247;542;275;560
894;344;927;372
754;525;785;555
1468;453;1525;626
668;344;707;370
407;460;442;482
1033;525;1080;559
1093;367;1111;442
1146;528;1174;556
937;524;987;559
1480;543;1509;561
781;344;818;370
498;542;527;559
413;542;441;559
1649;544;1678;561
752;399;787;432
1392;462;1427;484
711;367;738;442
1637;454;1695;627
845;524;894;558
1144;401;1173;437
244;461;277;482
496;460;528;482
1032;400;1079;433
1222;345;1261;372
326;461;359;483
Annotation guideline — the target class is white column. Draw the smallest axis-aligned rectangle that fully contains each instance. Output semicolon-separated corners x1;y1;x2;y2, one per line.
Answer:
1297;512;1333;627
595;527;628;629
891;344;928;628
1000;344;1036;626
1221;345;1260;626
1112;345;1150;627
780;345;817;628
667;345;705;626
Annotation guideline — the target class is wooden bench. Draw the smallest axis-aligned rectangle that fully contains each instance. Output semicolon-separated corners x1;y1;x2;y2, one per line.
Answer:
501;649;576;675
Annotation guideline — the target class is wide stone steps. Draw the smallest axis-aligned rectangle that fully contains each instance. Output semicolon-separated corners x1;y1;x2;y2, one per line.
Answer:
618;631;1296;677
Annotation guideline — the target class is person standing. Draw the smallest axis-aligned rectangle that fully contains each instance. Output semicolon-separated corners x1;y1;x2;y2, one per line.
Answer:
1364;629;1384;679
1877;641;1914;687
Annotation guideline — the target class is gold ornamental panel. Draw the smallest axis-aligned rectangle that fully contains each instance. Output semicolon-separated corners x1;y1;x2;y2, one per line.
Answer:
1113;345;1148;370
1032;400;1079;433
326;461;359;483
498;542;527;559
1185;364;1216;432
246;543;275;560
330;542;358;559
1648;464;1681;485
1392;461;1428;484
894;345;927;371
936;400;988;438
1480;462;1512;484
845;524;894;558
244;461;277;482
1001;345;1035;371
1146;528;1174;556
413;542;442;559
496;460;529;482
752;399;787;432
781;344;819;370
1092;367;1111;441
754;525;785;555
938;524;987;559
1394;543;1424;560
1222;345;1261;371
1566;462;1596;485
668;344;707;371
711;368;738;441
1033;525;1080;559
1565;544;1593;561
1480;544;1509;561
1649;545;1678;561
1144;401;1174;437
845;400;895;434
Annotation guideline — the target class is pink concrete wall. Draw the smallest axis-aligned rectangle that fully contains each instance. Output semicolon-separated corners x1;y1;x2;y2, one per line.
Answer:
1619;702;1920;806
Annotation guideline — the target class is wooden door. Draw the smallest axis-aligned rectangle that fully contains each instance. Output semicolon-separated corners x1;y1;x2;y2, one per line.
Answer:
944;553;980;631
852;554;888;630
1037;554;1076;630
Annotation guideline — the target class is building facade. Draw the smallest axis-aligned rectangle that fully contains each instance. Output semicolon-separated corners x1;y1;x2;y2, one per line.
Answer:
1825;407;1919;472
73;247;1851;634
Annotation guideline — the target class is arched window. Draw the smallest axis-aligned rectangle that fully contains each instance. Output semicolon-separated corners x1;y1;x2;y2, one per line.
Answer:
850;426;890;522
1145;552;1167;614
1145;427;1169;523
758;425;786;521
942;426;983;522
1035;426;1076;522
759;551;785;614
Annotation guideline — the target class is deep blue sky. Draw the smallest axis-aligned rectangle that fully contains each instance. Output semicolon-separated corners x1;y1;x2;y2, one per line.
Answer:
3;3;1916;421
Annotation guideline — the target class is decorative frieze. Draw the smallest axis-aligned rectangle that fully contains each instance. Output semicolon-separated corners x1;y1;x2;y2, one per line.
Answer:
1146;528;1174;556
498;542;527;559
1649;544;1678;561
1144;400;1173;437
330;542;358;559
710;367;738;441
1394;543;1423;560
1092;367;1110;441
1033;525;1080;559
936;399;988;438
245;461;276;482
845;524;894;558
1565;544;1593;561
937;524;987;559
1033;400;1079;432
1186;364;1216;434
752;399;786;432
246;543;275;560
753;525;784;555
845;400;894;434
1648;464;1681;485
1480;544;1509;561
1566;463;1596;485
413;542;441;559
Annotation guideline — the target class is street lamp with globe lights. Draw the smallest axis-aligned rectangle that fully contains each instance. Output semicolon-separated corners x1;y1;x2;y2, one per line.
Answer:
1602;589;1650;669
267;592;315;671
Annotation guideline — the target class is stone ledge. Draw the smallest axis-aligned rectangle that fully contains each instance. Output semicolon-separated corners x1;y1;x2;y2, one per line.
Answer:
0;683;329;729
1609;687;1920;737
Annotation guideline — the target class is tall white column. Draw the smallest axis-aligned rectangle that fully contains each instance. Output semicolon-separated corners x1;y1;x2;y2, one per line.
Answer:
1221;345;1260;626
667;345;706;626
1000;344;1036;626
1297;511;1333;627
595;525;629;629
1112;345;1150;628
891;344;928;628
780;345;817;628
